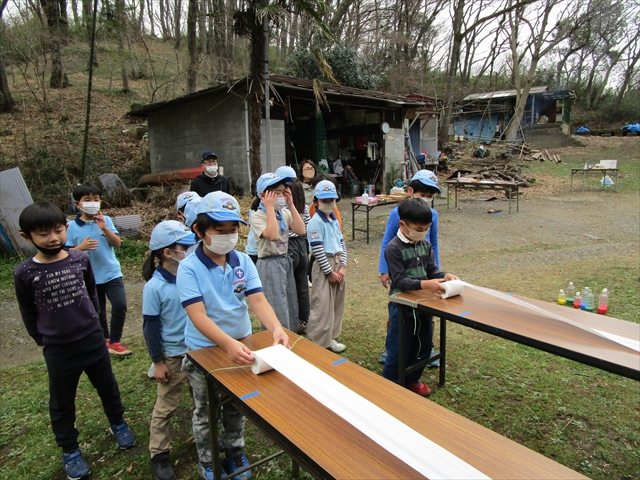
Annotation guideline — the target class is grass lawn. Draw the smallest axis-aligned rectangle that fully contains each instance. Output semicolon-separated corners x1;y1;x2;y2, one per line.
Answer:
1;138;639;479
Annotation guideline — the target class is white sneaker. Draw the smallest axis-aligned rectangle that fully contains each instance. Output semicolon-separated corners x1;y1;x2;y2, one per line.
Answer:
329;339;346;353
147;363;155;379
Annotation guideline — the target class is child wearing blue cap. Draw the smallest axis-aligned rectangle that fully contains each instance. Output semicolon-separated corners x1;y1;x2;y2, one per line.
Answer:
142;220;197;480
307;180;348;353
249;173;306;333
378;169;442;365
176;191;200;224
275;165;311;333
177;191;289;480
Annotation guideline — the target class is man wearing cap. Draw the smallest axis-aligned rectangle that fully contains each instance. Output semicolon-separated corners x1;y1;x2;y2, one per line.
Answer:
190;151;230;197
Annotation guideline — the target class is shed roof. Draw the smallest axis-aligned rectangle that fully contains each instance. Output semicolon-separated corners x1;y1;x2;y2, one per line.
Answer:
463;86;554;101
128;75;430;117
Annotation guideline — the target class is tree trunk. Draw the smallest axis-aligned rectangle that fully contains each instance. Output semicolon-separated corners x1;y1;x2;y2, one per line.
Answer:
0;0;15;112
174;0;182;48
198;0;207;54
70;0;79;24
187;0;198;93
82;0;91;34
115;0;130;92
42;0;70;88
159;0;168;39
438;0;464;149
148;0;156;36
249;12;266;193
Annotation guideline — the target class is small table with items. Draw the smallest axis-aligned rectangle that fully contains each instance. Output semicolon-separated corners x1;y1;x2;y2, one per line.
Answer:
389;288;640;387
351;199;400;244
570;168;619;192
445;179;520;213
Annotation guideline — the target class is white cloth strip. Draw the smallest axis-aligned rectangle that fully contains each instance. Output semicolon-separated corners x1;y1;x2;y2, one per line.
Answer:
455;281;640;353
254;345;491;480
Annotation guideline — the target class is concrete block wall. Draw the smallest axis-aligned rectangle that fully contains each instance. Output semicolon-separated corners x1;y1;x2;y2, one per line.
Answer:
147;94;253;192
259;120;286;173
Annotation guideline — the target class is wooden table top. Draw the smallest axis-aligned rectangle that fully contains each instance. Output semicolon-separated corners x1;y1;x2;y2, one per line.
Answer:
189;331;585;479
444;179;519;187
391;288;640;380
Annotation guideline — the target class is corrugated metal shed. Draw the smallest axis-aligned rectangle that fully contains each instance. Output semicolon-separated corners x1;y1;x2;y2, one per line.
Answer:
0;168;35;255
463;86;550;101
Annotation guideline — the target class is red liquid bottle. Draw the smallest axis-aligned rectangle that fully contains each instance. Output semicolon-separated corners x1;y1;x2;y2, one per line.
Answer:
597;288;609;314
573;292;581;309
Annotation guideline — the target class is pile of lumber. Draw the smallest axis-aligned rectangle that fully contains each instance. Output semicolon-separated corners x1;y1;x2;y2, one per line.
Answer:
510;143;561;163
450;165;532;187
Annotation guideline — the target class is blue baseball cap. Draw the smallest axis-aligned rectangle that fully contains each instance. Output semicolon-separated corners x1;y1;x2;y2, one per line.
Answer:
150;220;197;251
411;170;441;194
314;180;339;200
176;191;200;211
183;198;201;228
196;191;247;225
275;165;297;179
201;151;217;161
256;173;292;195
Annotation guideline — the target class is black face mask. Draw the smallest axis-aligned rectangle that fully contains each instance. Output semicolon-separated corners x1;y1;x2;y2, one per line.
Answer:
33;243;65;256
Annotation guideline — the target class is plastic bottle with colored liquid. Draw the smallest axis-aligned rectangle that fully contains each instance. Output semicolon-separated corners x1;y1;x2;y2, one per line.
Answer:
581;287;594;312
573;292;581;308
565;282;575;304
597;289;609;315
557;289;566;305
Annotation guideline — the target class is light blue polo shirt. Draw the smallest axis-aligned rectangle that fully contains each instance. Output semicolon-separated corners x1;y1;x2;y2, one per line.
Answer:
142;267;188;357
177;243;263;350
307;211;343;254
65;215;122;284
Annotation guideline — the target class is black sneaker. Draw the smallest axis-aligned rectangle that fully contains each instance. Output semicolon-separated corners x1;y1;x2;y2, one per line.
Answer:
151;452;175;480
224;447;251;480
62;449;90;480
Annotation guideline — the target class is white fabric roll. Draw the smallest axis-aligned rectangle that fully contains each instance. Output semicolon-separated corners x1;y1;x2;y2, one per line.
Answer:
440;279;465;299
250;350;274;374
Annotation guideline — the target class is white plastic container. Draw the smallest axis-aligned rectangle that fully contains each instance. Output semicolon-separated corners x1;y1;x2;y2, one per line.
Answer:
361;192;369;205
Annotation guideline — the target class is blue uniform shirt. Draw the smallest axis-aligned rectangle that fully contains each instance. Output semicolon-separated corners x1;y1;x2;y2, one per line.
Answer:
378;206;439;274
307;211;343;254
142;266;188;358
177;243;263;350
65;215;122;284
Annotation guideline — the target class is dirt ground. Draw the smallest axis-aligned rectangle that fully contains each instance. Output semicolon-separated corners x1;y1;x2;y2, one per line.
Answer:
2;183;638;369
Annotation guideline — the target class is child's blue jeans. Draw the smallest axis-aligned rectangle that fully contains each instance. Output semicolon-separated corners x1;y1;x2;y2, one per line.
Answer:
382;303;433;385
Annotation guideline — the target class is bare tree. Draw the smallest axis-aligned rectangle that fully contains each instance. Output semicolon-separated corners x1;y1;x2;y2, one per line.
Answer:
504;0;600;140
41;0;70;88
612;23;640;116
115;0;130;92
0;0;16;112
186;0;197;92
174;0;182;48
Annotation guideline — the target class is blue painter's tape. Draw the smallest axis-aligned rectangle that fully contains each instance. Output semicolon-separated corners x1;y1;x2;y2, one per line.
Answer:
240;391;259;401
459;311;471;317
333;358;348;366
507;292;513;296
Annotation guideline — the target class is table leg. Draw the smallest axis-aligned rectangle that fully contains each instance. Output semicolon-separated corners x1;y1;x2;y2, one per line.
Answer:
454;184;458;209
615;170;619;192
398;306;406;388
570;172;574;192
508;187;512;214
206;375;224;480
439;317;446;386
366;206;371;244
446;184;450;209
351;204;356;241
516;186;520;212
582;171;586;191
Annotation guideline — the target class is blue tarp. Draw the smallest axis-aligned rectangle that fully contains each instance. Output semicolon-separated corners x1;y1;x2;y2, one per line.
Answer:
573;126;590;135
621;124;640;132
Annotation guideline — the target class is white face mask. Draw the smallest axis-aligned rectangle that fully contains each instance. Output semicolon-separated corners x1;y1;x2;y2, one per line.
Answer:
169;249;186;263
81;201;100;215
404;226;428;243
185;244;198;256
318;201;336;215
205;165;218;175
418;196;433;204
205;232;238;255
276;197;288;210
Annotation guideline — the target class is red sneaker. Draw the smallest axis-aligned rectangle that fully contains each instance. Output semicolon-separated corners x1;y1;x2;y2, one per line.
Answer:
406;382;431;397
108;341;132;356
